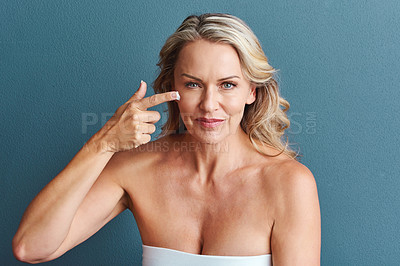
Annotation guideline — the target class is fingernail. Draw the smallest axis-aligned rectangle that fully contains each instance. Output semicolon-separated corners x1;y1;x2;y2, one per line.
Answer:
172;91;180;101
140;80;144;84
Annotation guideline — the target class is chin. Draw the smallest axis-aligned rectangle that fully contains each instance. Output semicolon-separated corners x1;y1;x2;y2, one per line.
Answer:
186;127;230;145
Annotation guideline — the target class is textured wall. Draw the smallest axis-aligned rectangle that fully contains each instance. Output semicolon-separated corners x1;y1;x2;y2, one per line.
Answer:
2;0;399;265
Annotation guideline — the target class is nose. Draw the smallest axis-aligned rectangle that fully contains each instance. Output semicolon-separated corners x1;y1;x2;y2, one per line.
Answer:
199;86;219;112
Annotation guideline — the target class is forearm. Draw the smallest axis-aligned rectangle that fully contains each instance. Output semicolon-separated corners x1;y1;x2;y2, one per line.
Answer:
13;132;114;260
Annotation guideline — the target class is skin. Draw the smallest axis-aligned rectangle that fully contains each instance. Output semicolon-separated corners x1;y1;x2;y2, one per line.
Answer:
13;39;320;265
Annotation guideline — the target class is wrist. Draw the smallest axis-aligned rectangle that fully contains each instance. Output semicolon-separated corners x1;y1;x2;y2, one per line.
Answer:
83;132;115;156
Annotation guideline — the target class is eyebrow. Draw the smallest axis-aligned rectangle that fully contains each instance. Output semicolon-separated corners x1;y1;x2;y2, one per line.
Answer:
181;73;240;82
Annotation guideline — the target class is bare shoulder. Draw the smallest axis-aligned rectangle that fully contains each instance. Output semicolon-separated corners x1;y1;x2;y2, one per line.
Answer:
261;156;317;201
258;154;320;229
249;140;316;194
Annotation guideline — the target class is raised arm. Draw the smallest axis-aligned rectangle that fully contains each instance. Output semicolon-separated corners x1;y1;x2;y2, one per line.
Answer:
12;81;179;263
12;137;125;263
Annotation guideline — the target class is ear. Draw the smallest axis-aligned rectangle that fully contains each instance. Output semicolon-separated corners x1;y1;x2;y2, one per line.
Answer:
246;84;257;105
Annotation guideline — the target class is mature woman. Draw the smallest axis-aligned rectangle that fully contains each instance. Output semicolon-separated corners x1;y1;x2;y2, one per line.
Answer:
13;13;320;265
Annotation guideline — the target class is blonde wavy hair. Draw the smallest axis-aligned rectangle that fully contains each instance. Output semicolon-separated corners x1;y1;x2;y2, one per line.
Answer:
153;13;298;159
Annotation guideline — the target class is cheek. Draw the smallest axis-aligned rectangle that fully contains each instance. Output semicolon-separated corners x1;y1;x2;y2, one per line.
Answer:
176;94;197;114
220;95;248;115
176;90;200;112
177;101;190;114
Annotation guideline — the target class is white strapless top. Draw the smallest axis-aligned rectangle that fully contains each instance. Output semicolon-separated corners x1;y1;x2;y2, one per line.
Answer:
142;244;272;266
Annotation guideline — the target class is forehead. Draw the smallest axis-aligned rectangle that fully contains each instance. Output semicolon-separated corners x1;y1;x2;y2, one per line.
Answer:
174;39;243;77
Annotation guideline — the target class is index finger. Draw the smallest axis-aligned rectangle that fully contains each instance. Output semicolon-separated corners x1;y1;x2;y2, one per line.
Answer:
139;91;180;109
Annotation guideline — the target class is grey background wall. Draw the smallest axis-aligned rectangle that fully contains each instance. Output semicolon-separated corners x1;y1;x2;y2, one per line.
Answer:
1;0;399;265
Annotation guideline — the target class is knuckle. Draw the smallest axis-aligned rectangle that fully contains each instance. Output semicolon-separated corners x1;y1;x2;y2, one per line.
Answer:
149;95;157;104
132;113;140;121
127;102;135;110
134;132;141;140
127;102;140;113
131;117;140;126
131;120;139;127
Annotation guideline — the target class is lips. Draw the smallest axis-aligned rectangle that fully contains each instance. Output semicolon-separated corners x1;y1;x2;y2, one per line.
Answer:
195;117;225;128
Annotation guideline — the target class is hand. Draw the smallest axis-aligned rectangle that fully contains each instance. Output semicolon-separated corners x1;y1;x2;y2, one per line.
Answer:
92;81;179;153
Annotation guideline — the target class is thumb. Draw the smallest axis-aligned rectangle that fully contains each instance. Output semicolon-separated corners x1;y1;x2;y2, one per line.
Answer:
129;80;147;101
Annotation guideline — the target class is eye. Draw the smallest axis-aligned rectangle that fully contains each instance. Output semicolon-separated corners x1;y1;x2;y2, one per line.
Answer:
185;82;200;88
221;82;237;89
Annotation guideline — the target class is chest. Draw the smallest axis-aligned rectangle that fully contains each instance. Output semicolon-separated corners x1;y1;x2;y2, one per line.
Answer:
125;169;273;255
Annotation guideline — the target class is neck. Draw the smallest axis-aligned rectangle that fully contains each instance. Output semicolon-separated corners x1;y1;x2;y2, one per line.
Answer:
180;128;253;184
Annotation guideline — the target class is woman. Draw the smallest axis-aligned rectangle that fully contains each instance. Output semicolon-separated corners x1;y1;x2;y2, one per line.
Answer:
13;13;320;265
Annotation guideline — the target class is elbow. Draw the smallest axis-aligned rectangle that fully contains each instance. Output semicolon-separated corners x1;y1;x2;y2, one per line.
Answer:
12;238;52;264
12;239;31;263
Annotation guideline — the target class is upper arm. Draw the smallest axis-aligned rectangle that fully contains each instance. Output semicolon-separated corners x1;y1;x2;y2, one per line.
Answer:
270;164;321;265
43;153;129;262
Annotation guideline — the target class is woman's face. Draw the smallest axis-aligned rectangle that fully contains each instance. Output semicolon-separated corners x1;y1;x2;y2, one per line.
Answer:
173;39;256;144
